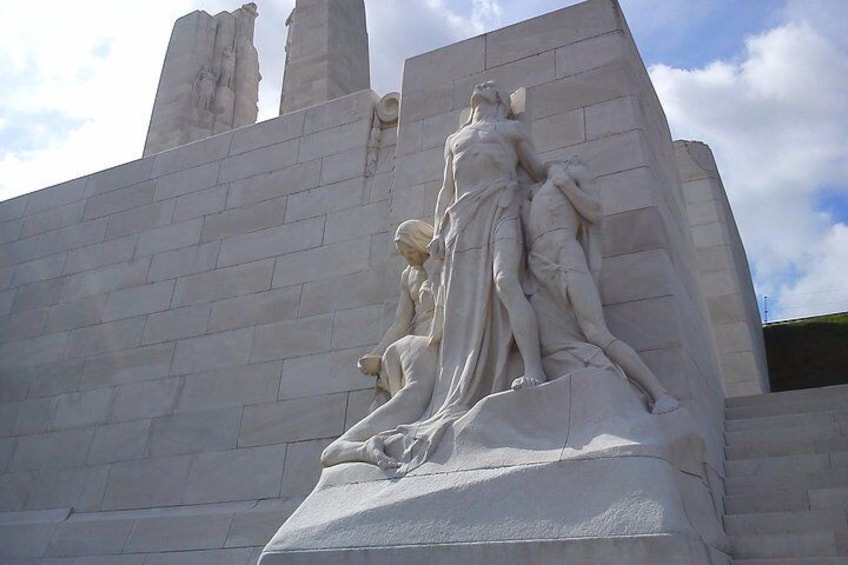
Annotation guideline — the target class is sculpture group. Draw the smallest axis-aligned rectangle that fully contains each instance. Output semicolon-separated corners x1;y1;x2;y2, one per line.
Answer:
322;81;678;472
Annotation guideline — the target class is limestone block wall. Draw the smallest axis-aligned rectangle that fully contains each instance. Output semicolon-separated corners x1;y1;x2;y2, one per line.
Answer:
388;0;728;489
0;90;397;562
675;140;769;397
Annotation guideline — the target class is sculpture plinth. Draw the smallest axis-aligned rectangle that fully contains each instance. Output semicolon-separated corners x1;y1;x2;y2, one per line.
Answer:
260;370;727;564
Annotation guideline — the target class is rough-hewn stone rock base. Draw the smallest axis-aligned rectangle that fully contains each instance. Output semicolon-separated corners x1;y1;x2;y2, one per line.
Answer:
261;533;728;565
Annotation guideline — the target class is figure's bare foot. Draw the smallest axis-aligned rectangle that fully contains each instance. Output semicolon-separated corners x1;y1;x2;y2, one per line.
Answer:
651;394;679;414
363;436;400;469
511;375;544;391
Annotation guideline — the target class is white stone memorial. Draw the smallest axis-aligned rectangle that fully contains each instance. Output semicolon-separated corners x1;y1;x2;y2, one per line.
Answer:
280;0;371;115
259;78;726;565
143;3;261;156
0;0;775;562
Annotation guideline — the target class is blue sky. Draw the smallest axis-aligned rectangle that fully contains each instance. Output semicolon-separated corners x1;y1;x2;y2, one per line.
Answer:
0;0;846;321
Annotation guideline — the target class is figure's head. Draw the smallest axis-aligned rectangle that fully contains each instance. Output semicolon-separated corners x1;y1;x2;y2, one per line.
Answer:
470;81;513;119
394;219;434;266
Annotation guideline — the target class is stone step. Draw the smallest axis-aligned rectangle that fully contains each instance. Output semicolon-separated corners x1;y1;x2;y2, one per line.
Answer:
725;421;845;446
730;532;843;559
726;451;846;477
725;435;848;460
724;509;848;535
725;487;848;514
733;558;848;565
724;492;810;515
727;397;848;420
726;385;848;409
725;409;847;432
726;470;848;497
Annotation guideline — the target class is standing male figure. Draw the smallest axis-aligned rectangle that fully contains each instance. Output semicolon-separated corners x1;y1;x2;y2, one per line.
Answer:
428;81;547;406
528;159;679;414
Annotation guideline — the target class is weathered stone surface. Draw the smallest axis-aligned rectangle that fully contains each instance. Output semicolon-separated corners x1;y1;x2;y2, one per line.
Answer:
154;162;220;201
81;343;174;390
225;499;302;548
65;317;145;359
110;377;182;422
225;161;320;209
61;259;149;302
279;1;370;114
230;112;305;156
23;178;86;215
201;197;287;243
261;373;724;563
105;200;175;240
101;455;192;510
216;216;323;268
249;314;333;364
82;181;156;221
103;281;175;322
172;328;254;375
123;512;233;552
674;140;768;397
52;388;114;429
177;362;282;413
142;303;211;345
280;439;332;496
280;348;370;400
0;331;68;368
10;429;93;471
33;218;108;259
183;445;286;505
172;259;273;307
207;287;299;333
172;185;229;222
46;514;135;557
135;218;203;258
239;394;347;447
87;420;152;464
144;4;260;155
147;241;220;282
21;200;85;238
64;235;136;275
26;465;107;511
149;407;242;457
271;238;371;289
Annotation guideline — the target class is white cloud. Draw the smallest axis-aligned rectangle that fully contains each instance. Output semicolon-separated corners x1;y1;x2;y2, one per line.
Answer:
1;1;845;323
0;0;196;200
775;222;848;320
650;9;848;321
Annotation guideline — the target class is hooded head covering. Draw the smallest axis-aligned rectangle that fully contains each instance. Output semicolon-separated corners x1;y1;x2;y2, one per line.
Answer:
394;219;434;254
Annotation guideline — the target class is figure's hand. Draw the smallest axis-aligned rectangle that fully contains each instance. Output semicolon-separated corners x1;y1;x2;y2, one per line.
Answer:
357;355;381;376
364;436;400;470
547;162;569;186
428;236;446;260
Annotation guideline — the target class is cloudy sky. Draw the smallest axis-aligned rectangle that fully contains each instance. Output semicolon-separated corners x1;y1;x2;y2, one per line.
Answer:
0;0;846;322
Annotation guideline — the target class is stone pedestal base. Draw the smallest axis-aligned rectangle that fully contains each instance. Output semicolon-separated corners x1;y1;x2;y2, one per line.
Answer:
261;534;725;565
260;371;730;565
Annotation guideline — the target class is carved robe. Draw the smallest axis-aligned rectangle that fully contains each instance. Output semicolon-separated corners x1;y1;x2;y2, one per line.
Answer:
381;178;520;470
